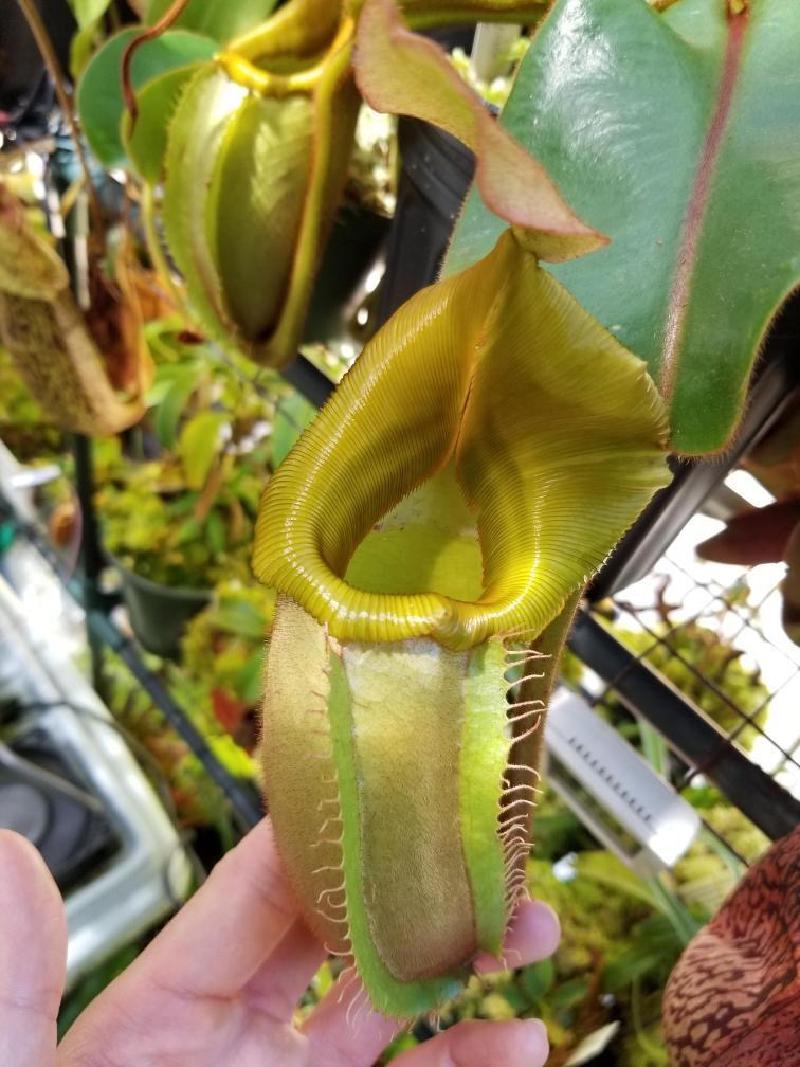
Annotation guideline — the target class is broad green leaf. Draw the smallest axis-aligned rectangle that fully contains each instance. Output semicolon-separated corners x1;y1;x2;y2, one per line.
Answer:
353;0;605;262
124;63;206;183
68;0;111;29
146;0;279;44
254;229;670;649
77;29;216;167
178;410;225;489
447;0;800;454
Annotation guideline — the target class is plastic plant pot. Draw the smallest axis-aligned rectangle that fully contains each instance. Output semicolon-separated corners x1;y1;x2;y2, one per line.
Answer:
112;559;211;659
377;116;476;325
303;200;392;344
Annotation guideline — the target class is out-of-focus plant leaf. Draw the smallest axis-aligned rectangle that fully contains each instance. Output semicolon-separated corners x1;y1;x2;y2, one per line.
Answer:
68;0;111;29
574;852;657;911
178;410;225;490
272;390;317;469
204;508;226;553
448;0;800;454
69;20;102;78
213;599;271;639
151;360;205;447
77;29;216;166
354;0;606;263
124;63;207;183
519;958;554;1001
146;0;279;44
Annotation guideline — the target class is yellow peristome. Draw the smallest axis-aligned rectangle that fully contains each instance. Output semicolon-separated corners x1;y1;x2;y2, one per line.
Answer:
254;229;670;650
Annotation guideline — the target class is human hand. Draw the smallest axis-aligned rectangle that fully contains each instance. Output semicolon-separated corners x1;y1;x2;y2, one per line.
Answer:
0;819;559;1067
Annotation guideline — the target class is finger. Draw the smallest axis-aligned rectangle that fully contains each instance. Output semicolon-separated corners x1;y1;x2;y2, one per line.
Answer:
0;830;67;1067
303;970;399;1067
392;1019;549;1067
473;899;560;974
244;916;326;1021
123;818;300;999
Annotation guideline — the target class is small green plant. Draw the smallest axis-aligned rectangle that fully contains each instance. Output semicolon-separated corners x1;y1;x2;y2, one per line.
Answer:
96;445;267;588
96;326;282;588
181;578;276;743
612;620;769;752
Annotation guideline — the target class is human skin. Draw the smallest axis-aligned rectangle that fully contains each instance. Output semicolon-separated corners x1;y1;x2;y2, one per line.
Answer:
0;819;559;1067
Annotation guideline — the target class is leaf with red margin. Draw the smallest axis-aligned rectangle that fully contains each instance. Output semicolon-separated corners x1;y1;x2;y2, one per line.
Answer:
352;0;607;263
448;0;800;455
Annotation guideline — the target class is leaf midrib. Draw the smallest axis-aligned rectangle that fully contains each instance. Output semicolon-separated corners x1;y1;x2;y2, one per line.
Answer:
659;2;749;402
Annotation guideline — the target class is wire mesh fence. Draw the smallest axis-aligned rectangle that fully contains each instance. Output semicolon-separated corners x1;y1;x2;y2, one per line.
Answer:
575;475;800;867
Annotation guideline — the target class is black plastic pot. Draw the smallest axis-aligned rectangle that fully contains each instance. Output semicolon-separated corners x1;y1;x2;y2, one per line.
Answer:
304;201;392;344
377;117;476;325
112;561;211;660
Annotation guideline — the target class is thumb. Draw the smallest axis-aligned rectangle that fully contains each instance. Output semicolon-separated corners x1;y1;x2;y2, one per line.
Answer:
0;830;67;1067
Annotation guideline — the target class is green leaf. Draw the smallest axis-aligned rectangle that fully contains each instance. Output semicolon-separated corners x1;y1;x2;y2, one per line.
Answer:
550;976;589;1012
574;851;657;909
519;958;554;1001
77;29;216;167
204;507;226;553
68;0;111;30
70;19;102;79
124;63;205;183
213;600;270;639
272;391;317;469
447;0;800;454
178;411;226;489
603;950;665;993
234;651;264;705
146;0;280;44
152;361;205;447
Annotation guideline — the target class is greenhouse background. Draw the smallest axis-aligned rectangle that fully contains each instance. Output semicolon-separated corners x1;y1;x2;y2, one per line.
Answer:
1;2;799;1065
